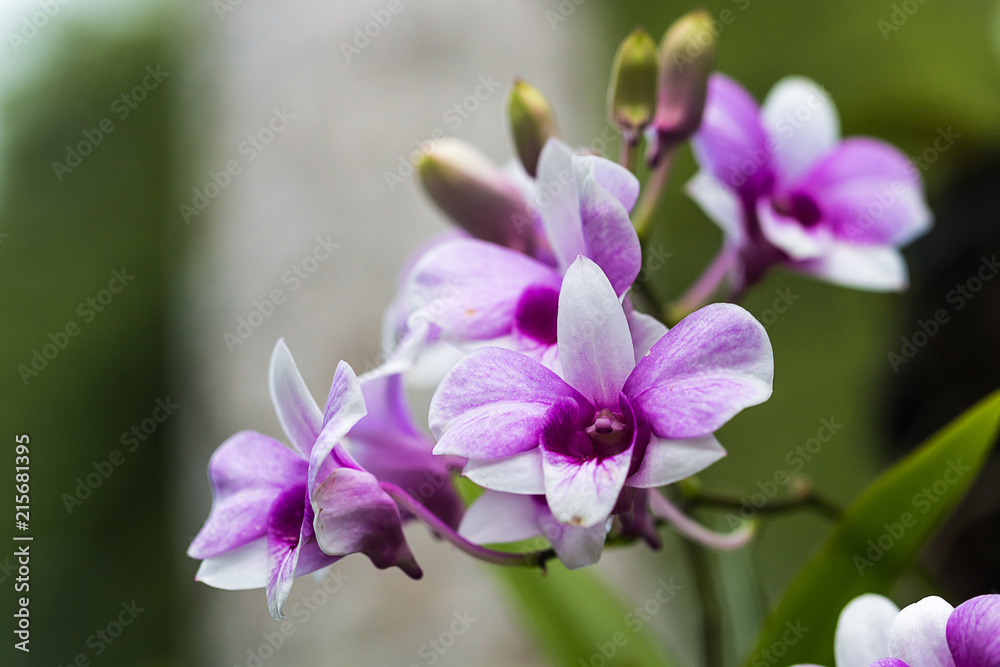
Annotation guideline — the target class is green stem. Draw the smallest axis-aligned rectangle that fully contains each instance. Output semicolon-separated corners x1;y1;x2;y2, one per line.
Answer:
631;148;675;240
683;540;724;667
686;489;843;521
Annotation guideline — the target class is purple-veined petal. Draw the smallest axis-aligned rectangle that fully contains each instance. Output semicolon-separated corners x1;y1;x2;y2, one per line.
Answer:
758;201;829;260
760;76;840;186
404;238;561;341
946;594;1000;667
308;361;367;493
463;449;546;494
627;307;669;363
624;303;773;439
269;339;322;457
584;154;641;212
430;346;585;458
796;138;931;247
514;285;560;346
558;256;635;409
188;430;307;559
312;467;421;578
536;138;587;270
265;484;309;619
871;660;911;667
686;170;745;244
541;446;633;528
796;242;908;292
692;73;772;196
194;537;269;590
835;594;900;667
536;504;608;569
887;596;955;667
577;165;642;295
458;490;543;545
627;435;727;488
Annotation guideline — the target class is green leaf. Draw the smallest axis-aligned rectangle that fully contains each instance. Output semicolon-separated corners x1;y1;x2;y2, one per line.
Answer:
493;563;681;667
747;390;1000;666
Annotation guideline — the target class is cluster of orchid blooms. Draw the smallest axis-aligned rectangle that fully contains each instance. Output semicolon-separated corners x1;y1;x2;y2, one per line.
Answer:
187;10;999;665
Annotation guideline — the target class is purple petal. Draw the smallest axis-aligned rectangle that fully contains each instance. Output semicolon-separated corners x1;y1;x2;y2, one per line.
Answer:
795;242;908;292
312;467;421;578
194;537;269;590
583;154;641;212
188;431;307;559
463;449;546;494
430;346;585;458
578;166;642;295
458;490;543;545
536;139;588;270
269;339;322;457
627;307;669;363
686;170;745;244
308;361;367;493
535;502;608;569
947;595;1000;667
760;76;840;185
887;595;955;667
624;303;773;439
871;660;911;667
796;138;931;246
835;594;899;667
266;484;308;619
404;238;561;341
627;435;727;488
558;256;635;409
692;74;772;196
758;201;829;260
514;285;560;346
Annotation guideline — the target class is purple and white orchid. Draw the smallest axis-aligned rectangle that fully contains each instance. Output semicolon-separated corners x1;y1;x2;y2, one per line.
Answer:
187;340;462;618
687;74;932;296
429;256;773;566
794;592;1000;667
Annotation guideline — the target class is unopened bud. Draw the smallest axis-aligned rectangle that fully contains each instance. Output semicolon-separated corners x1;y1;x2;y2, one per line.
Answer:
418;138;535;253
607;28;659;142
507;79;560;178
651;10;716;160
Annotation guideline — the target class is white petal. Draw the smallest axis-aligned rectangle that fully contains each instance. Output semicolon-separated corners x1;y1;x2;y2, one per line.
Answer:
536;138;586;270
835;594;900;667
194;537;269;590
761;76;840;185
541;445;633;528
458;491;542;544
627;435;727;488
627;308;669;362
537;509;609;569
463;450;546;495
888;596;956;667
758;203;828;260
685;170;744;243
798;243;908;292
269;339;322;456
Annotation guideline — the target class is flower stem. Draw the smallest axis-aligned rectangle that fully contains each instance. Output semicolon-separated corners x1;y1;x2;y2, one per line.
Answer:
649;491;755;550
685;488;842;521
669;247;733;322
683;539;725;667
380;482;554;569
631;148;675;240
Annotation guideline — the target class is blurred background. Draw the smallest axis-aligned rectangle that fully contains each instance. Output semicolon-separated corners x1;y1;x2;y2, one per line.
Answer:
0;1;997;665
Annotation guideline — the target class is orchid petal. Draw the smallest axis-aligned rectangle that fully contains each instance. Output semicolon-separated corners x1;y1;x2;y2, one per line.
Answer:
760;76;840;185
581;154;640;211
194;537;269;590
686;170;744;244
627;307;669;363
627;435;727;488
796;242;908;292
946;594;1000;667
558;256;635;409
758;202;829;260
888;595;955;667
308;361;368;493
577;164;642;294
463;449;546;495
536;138;587;270
624;303;773;439
835;594;900;667
269;339;322;457
187;431;307;559
430;346;585;458
536;506;608;569
265;484;308;619
458;491;543;545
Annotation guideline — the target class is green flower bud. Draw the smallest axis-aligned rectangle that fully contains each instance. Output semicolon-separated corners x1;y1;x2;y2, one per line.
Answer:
507;79;560;178
418;138;535;253
607;28;659;141
652;10;716;158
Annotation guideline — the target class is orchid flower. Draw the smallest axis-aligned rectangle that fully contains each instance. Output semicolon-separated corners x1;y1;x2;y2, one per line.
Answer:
400;137;641;377
429;256;773;567
187;340;462;619
686;74;932;301
793;592;1000;667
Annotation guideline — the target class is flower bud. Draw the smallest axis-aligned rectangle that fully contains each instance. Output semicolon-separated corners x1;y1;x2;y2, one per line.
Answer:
506;79;560;178
651;10;716;159
607;28;659;142
418;138;535;253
